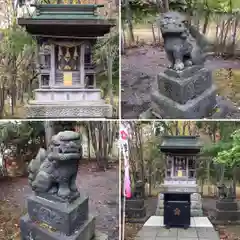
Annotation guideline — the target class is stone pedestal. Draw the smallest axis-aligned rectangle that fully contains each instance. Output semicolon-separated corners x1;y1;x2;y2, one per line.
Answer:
20;195;96;240
26;88;112;118
215;200;240;224
125;198;147;223
149;66;217;118
156;183;203;217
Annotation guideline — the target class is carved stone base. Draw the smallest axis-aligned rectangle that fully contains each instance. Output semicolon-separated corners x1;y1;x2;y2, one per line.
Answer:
27;195;89;235
151;84;217;119
215;209;240;223
215;200;240;223
157;66;212;104
20;214;95;240
216;200;238;211
126;207;146;219
125;199;146;220
126;199;145;209
25;102;112;118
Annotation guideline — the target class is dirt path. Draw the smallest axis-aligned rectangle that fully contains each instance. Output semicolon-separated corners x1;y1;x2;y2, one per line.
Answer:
121;46;240;118
0;162;119;240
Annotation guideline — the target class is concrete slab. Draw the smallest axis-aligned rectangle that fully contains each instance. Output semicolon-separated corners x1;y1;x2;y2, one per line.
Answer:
134;216;220;240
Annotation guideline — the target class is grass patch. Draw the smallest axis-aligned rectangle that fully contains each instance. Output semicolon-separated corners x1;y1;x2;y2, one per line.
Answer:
213;68;240;106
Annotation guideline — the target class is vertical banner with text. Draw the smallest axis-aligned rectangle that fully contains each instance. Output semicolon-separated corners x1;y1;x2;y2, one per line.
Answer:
120;123;131;199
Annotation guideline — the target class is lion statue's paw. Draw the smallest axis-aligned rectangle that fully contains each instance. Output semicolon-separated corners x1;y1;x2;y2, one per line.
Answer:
174;62;184;71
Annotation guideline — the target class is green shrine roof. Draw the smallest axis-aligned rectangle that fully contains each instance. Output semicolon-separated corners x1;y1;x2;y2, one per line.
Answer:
18;4;115;38
160;136;202;152
32;4;105;20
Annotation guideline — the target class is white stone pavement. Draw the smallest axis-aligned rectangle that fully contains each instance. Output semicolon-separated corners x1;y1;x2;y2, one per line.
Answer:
134;216;220;240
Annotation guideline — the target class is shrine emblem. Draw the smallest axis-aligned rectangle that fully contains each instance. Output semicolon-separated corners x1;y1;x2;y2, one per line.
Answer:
174;208;181;216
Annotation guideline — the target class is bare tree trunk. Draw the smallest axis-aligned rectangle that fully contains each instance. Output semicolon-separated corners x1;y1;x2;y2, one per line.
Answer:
89;122;117;170
223;18;232;51
107;53;114;112
163;0;169;12
121;20;126;52
0;86;5;118
203;11;210;34
125;0;135;44
85;123;91;161
182;122;187;135
233;166;237;198
175;121;179;135
44;121;54;148
231;15;239;55
151;23;156;44
155;0;164;13
207;159;211;196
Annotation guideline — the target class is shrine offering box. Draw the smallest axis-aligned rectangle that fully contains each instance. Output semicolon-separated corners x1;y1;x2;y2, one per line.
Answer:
163;192;191;229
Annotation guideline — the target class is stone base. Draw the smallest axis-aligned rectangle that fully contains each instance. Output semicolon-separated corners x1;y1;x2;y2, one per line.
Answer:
135;216;220;240
216;200;238;211
34;88;102;103
162;183;198;193
140;95;238;119
125;198;146;219
20;214;95;240
126;199;145;209
27;195;89;235
126;207;146;219
151;84;217;119
25;101;112;118
215;200;240;223
215;209;240;223
157;66;212;104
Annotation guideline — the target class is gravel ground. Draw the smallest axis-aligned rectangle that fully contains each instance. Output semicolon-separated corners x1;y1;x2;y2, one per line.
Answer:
0;161;119;240
121;46;240;119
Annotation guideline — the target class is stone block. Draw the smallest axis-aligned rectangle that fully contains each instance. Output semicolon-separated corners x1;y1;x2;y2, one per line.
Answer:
191;193;201;201
151;84;217;119
34;88;102;102
158;67;212;104
191;200;202;209
25;102;112;118
191;209;203;217
20;214;95;240
162;184;198;193
215;209;240;222
126;199;145;209
216;200;238;211
27;195;89;235
126;207;146;219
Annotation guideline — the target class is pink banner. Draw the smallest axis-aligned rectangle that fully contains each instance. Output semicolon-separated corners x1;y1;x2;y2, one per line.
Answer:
120;123;131;199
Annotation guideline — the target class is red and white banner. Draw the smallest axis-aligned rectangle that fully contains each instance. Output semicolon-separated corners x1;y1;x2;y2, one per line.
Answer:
120;123;131;199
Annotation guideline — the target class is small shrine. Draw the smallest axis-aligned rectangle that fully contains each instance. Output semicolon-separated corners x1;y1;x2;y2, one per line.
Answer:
156;136;203;217
18;1;115;118
160;136;201;192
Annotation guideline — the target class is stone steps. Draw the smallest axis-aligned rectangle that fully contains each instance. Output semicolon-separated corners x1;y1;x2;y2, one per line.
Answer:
135;216;220;240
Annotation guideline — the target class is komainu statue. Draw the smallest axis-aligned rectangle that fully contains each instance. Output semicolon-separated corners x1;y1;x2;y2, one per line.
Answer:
28;131;82;202
157;11;210;71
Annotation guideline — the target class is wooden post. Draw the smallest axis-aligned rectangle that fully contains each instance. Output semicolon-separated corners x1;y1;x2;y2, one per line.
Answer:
50;44;55;87
80;43;85;87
